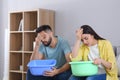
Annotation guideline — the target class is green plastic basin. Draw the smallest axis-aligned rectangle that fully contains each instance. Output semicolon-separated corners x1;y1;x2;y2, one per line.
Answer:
69;61;98;76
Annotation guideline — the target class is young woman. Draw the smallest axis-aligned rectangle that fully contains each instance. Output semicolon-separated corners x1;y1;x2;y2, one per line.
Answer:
69;25;118;80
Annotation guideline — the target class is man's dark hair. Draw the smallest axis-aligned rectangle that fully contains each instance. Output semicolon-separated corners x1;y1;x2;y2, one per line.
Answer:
36;25;52;33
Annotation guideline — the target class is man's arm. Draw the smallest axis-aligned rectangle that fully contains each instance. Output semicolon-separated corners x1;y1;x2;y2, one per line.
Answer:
44;52;71;77
30;36;44;60
30;45;44;60
56;53;71;73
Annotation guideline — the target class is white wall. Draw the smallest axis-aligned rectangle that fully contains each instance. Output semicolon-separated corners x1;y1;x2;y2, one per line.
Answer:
0;1;2;79
1;0;120;79
0;0;4;80
0;0;8;79
7;0;120;46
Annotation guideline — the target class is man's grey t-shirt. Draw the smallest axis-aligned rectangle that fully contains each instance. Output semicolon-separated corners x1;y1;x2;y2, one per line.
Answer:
39;36;71;68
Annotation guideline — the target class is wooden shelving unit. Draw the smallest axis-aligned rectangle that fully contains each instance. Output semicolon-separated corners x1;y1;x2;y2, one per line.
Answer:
9;9;55;80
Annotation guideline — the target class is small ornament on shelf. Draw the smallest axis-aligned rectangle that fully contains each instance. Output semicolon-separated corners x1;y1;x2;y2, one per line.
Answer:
18;19;23;31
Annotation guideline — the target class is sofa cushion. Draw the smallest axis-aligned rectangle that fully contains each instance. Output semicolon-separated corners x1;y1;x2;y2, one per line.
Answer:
116;54;120;76
113;46;117;56
116;46;120;56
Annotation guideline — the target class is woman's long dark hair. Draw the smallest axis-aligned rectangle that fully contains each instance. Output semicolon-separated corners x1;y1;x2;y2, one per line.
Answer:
81;25;105;40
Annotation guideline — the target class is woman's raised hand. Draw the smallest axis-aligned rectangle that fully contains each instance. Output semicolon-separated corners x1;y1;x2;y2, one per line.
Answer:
76;28;83;40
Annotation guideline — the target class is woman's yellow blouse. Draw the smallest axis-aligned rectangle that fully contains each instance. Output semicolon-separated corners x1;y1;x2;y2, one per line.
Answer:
70;40;118;80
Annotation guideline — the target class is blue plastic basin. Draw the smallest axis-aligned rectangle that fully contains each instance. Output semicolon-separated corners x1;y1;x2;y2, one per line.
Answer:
27;59;56;76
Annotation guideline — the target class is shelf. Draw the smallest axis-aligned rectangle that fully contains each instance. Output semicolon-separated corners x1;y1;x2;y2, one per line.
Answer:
10;33;23;51
23;73;27;80
9;9;55;80
24;11;37;31
24;31;36;33
24;51;33;53
10;53;22;70
10;31;23;33
23;53;31;72
10;51;23;53
10;12;23;31
9;72;22;80
24;32;36;51
10;70;23;73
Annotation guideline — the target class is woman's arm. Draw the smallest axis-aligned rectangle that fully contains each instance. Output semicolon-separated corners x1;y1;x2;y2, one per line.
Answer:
71;40;81;58
71;29;83;58
94;58;112;70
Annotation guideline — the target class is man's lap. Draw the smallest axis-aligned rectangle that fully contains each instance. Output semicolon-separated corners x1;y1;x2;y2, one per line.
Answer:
26;69;71;80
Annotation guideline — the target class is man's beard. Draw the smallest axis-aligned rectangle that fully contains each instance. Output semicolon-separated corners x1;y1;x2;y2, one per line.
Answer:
42;37;52;46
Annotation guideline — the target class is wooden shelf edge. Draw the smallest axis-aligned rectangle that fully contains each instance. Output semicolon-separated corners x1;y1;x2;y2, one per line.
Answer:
9;70;23;73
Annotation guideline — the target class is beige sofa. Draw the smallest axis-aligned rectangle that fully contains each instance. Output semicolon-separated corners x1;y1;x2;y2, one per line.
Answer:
113;46;120;80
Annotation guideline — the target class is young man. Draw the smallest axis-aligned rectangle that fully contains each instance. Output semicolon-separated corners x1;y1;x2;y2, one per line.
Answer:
26;25;72;80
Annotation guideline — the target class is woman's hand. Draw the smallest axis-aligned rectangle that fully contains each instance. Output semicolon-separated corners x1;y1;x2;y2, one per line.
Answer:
93;58;112;70
93;58;103;65
76;28;83;40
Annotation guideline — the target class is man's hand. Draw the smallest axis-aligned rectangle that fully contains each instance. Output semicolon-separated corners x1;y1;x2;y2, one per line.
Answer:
43;67;59;77
30;34;44;60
